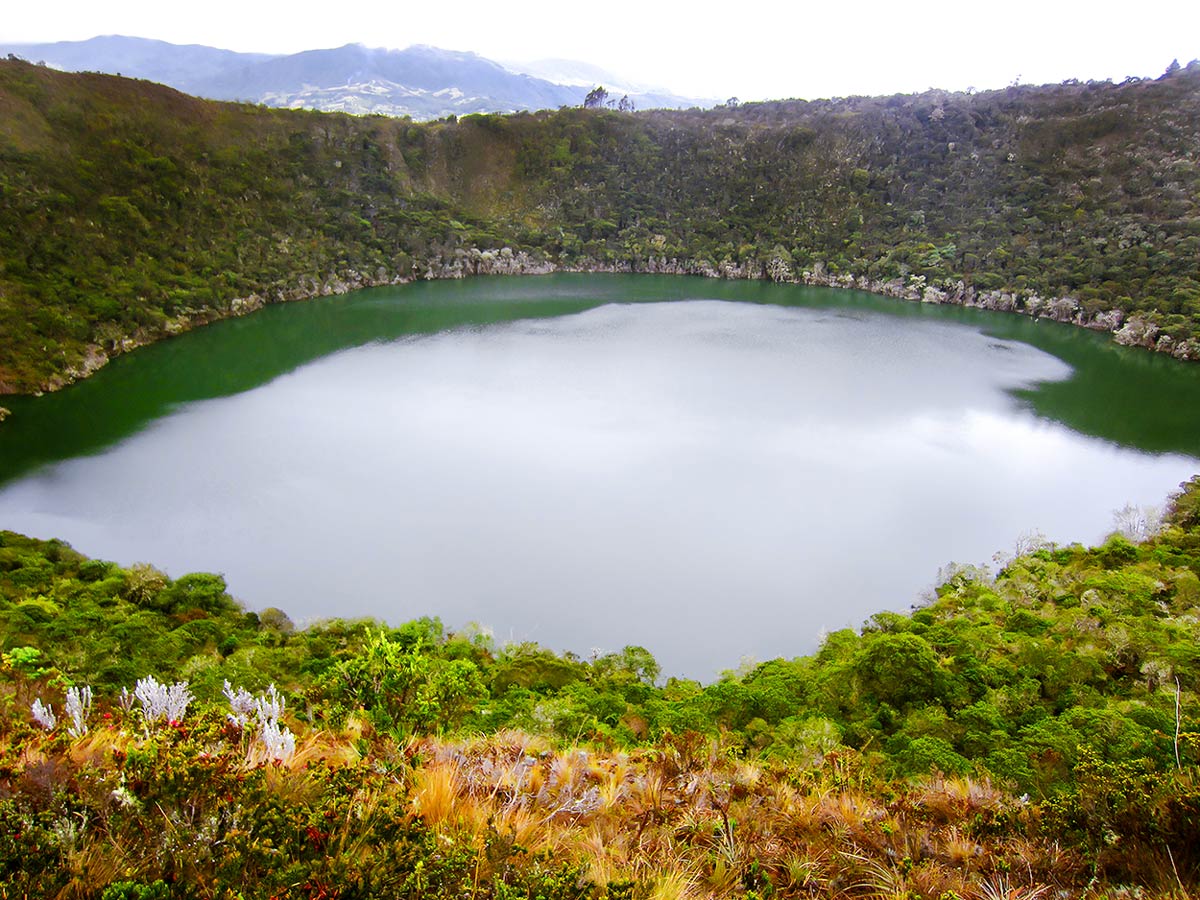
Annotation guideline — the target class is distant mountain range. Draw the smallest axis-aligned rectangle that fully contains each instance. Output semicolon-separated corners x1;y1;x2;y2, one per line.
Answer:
0;35;709;119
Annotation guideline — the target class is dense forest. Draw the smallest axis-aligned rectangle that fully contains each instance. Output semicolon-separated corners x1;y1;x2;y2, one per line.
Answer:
1;58;1200;393
2;477;1200;897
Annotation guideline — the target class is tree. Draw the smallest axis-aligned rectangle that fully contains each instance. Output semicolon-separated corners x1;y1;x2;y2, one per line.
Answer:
584;85;609;109
594;645;661;686
854;632;943;707
157;572;236;614
317;629;486;733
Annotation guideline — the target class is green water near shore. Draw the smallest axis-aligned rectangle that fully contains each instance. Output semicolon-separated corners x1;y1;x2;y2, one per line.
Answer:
2;275;1197;480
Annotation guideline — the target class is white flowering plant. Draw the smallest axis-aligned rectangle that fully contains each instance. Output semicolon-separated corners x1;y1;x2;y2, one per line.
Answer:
134;675;193;725
31;697;57;730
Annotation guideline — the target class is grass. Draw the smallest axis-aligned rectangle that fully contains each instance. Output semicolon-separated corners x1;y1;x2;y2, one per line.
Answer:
7;697;1198;897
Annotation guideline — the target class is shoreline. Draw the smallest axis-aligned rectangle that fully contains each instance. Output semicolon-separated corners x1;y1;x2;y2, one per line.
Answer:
15;249;1200;401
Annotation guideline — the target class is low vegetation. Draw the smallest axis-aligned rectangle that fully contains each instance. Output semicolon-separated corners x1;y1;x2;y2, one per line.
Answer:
3;477;1200;896
2;59;1200;393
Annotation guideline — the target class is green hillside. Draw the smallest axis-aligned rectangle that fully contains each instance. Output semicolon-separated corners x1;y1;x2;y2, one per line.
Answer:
1;58;1199;393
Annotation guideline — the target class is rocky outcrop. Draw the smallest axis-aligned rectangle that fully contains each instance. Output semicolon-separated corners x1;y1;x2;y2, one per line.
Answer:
422;247;557;280
795;264;1200;362
1114;317;1160;349
46;267;413;394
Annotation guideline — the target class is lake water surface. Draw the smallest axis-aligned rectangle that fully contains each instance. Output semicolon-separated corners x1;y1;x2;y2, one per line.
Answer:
1;275;1198;678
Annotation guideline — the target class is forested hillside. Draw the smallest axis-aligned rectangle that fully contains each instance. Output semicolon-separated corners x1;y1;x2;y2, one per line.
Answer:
1;58;1199;393
3;477;1200;896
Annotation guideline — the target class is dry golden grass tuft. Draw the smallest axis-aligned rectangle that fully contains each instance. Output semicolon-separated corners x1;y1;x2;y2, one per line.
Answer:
10;719;1193;899
649;868;701;900
915;772;1008;822
909;859;968;899
818;789;886;834
55;836;127;900
839;850;912;900
410;758;470;828
972;874;1052;899
382;732;1121;898
942;824;984;868
66;727;128;767
285;727;362;769
262;762;325;807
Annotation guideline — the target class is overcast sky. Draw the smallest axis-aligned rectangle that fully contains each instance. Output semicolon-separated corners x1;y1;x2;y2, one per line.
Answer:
4;0;1198;101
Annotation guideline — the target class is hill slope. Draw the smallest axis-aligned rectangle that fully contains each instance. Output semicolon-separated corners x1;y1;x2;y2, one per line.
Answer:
1;59;1199;393
0;34;278;90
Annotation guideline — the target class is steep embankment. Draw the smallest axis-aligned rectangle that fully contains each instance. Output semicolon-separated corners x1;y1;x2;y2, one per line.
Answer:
2;59;1199;394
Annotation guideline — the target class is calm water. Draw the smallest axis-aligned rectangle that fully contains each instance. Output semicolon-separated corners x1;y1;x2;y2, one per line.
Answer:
1;275;1198;678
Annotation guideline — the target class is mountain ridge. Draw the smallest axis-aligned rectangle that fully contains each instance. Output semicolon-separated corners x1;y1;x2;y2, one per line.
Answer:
0;35;708;119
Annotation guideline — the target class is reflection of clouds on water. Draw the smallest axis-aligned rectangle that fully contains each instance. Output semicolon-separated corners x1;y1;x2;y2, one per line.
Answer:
0;301;1192;680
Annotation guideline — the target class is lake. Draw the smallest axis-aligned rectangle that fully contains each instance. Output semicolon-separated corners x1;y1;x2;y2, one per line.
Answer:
1;274;1198;679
